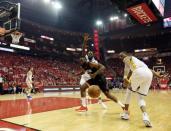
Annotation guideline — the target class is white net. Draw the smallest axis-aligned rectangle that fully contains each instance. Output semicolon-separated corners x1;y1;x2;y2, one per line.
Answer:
11;31;22;44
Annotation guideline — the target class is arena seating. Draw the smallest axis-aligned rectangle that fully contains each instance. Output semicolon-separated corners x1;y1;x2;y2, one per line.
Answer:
0;52;80;91
0;51;170;92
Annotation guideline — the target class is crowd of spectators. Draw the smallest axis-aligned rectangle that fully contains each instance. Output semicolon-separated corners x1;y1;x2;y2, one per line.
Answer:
0;50;170;94
0;52;81;93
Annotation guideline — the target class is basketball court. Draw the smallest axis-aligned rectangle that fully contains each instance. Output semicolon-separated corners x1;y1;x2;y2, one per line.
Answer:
0;0;171;131
0;90;170;131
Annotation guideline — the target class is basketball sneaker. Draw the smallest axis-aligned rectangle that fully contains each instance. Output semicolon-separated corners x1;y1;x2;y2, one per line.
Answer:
120;111;130;120
143;112;152;127
75;106;88;112
27;96;32;101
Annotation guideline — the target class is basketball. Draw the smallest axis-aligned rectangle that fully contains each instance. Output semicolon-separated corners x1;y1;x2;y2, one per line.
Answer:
88;85;101;98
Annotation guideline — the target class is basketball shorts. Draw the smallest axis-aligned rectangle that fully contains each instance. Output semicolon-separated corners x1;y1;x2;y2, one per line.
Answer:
87;75;109;92
80;72;91;85
130;67;153;96
26;81;33;89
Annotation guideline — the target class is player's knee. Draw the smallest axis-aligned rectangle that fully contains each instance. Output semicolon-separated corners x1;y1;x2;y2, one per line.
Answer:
80;83;88;91
138;95;146;107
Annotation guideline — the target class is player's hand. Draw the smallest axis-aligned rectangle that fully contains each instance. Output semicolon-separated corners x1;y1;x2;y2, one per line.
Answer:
123;78;130;88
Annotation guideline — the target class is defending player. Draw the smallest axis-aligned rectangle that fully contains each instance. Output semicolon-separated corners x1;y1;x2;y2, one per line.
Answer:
76;57;125;112
119;52;162;127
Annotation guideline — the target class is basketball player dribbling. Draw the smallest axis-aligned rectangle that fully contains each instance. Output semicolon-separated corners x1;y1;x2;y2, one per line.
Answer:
119;52;162;127
26;67;34;100
76;57;125;112
80;51;107;109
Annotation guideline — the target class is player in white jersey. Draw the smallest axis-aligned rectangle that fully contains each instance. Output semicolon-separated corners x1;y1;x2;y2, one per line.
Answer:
80;51;107;109
26;67;34;100
119;52;162;127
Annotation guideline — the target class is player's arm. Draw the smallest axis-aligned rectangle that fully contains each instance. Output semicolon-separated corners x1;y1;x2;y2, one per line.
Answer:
123;64;132;88
75;68;85;76
123;64;132;79
81;33;89;56
150;69;163;78
89;62;105;78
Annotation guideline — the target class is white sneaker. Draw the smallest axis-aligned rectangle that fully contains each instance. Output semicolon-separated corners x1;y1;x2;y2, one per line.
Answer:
120;112;130;120
143;113;152;127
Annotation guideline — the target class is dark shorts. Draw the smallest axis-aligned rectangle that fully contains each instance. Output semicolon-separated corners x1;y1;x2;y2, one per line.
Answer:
87;75;109;92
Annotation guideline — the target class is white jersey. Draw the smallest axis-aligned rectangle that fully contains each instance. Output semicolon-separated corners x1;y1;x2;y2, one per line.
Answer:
26;70;33;83
85;55;98;63
123;56;153;95
80;55;98;85
123;56;148;78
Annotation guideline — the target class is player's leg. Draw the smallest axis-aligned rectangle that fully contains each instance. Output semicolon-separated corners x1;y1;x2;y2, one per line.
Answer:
137;94;152;127
103;91;124;109
26;82;33;100
120;88;132;120
121;71;141;120
98;95;107;109
75;82;89;112
137;70;153;127
98;76;125;110
80;74;107;109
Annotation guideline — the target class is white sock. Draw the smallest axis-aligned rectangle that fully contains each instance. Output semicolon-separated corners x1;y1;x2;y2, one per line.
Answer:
117;100;125;108
143;112;148;116
81;97;87;107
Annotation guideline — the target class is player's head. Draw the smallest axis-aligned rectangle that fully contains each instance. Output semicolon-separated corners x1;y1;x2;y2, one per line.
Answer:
80;57;87;65
87;51;94;60
30;67;33;71
119;51;129;60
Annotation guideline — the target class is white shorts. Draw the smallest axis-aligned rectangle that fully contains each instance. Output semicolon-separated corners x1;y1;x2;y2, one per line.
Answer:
26;81;33;89
130;67;153;96
80;72;91;85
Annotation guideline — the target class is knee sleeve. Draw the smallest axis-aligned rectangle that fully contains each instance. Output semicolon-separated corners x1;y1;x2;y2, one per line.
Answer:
137;94;146;107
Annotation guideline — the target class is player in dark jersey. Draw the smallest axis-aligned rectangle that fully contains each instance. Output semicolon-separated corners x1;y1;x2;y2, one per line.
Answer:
76;57;125;112
80;51;107;109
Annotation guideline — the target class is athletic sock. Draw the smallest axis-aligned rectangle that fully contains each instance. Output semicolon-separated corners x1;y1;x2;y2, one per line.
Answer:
117;100;125;108
81;97;87;107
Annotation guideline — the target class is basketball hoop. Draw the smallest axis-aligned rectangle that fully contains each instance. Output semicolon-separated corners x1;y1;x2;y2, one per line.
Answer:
0;1;21;36
11;31;22;44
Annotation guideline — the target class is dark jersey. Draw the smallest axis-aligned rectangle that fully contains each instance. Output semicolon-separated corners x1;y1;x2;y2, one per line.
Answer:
81;62;97;74
81;62;108;92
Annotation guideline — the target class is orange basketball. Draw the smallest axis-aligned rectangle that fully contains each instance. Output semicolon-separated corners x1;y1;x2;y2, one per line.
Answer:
88;85;101;98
